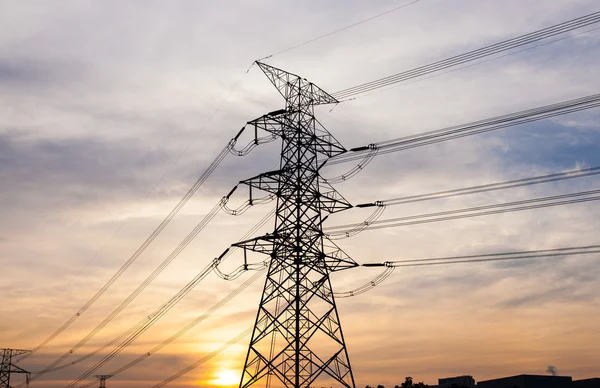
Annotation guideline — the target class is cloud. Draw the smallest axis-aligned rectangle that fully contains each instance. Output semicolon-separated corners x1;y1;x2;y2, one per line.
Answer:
0;131;172;212
0;59;83;86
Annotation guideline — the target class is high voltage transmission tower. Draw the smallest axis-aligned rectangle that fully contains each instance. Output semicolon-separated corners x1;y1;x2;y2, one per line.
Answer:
0;349;30;388
95;375;112;388
228;62;358;388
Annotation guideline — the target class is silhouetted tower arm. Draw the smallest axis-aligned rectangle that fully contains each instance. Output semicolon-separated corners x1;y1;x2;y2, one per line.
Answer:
1;349;31;388
94;375;113;388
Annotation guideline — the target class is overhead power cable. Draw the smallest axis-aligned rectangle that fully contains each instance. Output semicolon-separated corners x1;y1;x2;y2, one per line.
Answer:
84;271;264;388
28;112;275;374
62;258;219;388
332;11;600;99
258;0;422;60
41;252;219;385
152;328;252;388
338;245;600;297
32;198;225;380
324;147;379;183
326;189;600;235
329;166;600;238
329;205;386;240
151;268;304;388
326;92;600;166
18;68;256;363
30;208;275;377
342;25;600;100
151;267;329;388
362;165;600;207
334;266;395;298
32;256;217;377
371;244;600;267
65;269;265;388
214;208;276;278
24;144;231;367
28;322;139;375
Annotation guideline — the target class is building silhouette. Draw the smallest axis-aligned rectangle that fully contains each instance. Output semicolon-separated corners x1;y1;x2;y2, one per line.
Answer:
572;378;600;388
426;374;600;388
437;375;476;387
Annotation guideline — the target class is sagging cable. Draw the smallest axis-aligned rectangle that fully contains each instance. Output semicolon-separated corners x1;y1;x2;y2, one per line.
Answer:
214;260;269;281
230;133;279;156
324;147;378;183
221;194;275;216
334;266;395;298
328;203;386;240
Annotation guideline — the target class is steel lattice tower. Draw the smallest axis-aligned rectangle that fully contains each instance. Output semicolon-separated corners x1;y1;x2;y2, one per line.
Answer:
233;62;358;388
0;349;30;388
94;375;113;388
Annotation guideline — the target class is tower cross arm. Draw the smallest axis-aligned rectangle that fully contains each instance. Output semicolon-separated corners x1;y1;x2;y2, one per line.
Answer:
1;348;31;388
238;169;285;195
8;365;28;375
255;61;339;106
231;234;280;256
246;110;287;138
2;350;30;358
322;238;359;272
318;182;353;213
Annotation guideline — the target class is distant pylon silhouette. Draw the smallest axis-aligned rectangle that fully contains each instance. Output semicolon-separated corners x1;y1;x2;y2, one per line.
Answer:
95;375;113;388
232;62;358;388
0;349;30;388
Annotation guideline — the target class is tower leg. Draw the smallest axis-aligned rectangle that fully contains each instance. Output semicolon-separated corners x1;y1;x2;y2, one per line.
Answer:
240;259;355;388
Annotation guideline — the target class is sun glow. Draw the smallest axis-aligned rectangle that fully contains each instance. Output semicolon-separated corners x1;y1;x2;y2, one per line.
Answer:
210;369;240;387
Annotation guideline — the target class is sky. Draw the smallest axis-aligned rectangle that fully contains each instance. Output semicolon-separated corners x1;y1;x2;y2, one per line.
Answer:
1;0;600;387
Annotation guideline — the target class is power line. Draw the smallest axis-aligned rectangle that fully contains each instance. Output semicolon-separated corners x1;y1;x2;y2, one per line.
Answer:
25;107;284;376
337;245;600;297
356;165;600;207
29;208;274;377
258;0;422;60
151;328;252;388
62;259;219;388
19;66;256;363
325;92;600;166
43;242;600;386
86;271;264;387
22;143;233;366
63;267;265;388
348;25;600;100
326;189;600;235
334;266;395;298
148;64;254;194
32;199;274;382
332;11;600;99
336;164;600;238
29;199;225;381
378;244;600;267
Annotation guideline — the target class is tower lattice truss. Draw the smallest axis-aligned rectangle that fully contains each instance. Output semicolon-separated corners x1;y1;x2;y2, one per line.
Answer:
232;62;358;388
0;349;30;388
95;375;113;388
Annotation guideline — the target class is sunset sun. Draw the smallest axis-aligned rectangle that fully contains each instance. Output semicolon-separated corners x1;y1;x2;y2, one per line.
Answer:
210;370;240;387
